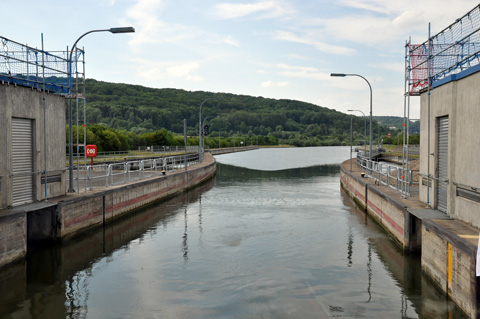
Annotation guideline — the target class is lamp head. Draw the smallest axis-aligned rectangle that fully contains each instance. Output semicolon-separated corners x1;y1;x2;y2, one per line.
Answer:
109;27;135;34
330;73;347;77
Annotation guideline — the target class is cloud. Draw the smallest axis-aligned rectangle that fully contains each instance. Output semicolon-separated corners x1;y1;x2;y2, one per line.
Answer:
261;80;289;87
374;62;404;73
209;34;241;47
275;31;356;55
126;0;167;47
274;63;330;81
132;59;204;82
318;0;480;45
285;54;308;60
212;0;294;19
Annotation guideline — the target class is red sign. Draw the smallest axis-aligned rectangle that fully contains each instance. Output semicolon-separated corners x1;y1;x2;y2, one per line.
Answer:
86;145;97;157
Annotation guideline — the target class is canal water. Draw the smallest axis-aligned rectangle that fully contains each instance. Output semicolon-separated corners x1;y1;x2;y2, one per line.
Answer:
0;146;467;318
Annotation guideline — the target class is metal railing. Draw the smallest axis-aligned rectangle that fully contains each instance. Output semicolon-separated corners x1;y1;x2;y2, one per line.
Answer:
71;153;200;193
67;146;200;167
357;156;418;197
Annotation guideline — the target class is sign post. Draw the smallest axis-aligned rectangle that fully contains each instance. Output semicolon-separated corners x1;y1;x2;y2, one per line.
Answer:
86;145;97;167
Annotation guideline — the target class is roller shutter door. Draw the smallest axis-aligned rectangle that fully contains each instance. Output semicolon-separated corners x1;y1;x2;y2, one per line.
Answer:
437;116;448;213
12;118;33;206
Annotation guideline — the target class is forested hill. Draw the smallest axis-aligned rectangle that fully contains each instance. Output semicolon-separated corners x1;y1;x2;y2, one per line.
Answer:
84;79;412;147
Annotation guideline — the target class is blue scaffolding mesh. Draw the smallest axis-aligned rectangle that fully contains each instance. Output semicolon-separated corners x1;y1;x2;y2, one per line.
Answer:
0;36;83;94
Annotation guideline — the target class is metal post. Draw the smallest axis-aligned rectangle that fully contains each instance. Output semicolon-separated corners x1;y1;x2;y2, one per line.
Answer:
347;110;366;156
350;118;353;172
184;119;187;171
41;34;48;201
426;23;431;208
67;27;135;193
402;40;408;198
199;99;212;163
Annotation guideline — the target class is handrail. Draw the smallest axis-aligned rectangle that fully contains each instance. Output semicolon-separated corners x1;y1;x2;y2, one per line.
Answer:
70;152;200;193
356;155;418;197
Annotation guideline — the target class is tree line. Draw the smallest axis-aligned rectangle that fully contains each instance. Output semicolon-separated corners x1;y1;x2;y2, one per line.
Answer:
68;79;419;151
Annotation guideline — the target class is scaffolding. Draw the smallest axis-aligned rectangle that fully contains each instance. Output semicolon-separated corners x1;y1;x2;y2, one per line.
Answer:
0;36;71;93
404;4;480;200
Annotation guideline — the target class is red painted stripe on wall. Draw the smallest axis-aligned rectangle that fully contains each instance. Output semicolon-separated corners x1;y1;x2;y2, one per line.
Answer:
64;209;102;228
367;199;404;235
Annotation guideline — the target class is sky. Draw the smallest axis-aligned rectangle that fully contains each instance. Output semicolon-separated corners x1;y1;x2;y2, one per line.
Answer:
1;0;479;119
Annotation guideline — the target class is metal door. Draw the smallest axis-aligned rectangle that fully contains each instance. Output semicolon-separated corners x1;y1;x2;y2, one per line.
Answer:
12;118;34;206
437;116;448;213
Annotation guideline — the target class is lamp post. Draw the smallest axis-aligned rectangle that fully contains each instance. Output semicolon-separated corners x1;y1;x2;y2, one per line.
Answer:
348;109;367;155
331;73;373;161
67;27;135;192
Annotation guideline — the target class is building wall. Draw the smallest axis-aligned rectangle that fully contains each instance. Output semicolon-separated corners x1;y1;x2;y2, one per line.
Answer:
0;84;66;209
419;69;480;227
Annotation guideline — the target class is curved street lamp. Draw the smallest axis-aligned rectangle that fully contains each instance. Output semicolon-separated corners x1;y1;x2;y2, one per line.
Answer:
331;73;373;161
348;109;367;155
67;27;135;192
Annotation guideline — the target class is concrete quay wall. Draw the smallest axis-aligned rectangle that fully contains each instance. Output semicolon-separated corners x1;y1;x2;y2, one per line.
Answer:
340;159;480;318
421;219;479;319
340;164;408;248
58;154;216;240
0;154;216;268
0;212;26;268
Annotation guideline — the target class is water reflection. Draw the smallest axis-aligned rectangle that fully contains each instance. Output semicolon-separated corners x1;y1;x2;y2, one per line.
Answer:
340;190;465;318
0;161;469;319
182;207;189;262
0;179;214;319
217;162;340;182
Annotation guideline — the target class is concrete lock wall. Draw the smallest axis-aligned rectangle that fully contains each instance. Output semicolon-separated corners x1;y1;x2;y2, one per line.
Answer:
419;68;480;227
58;155;216;240
340;166;407;249
0;212;26;268
422;220;478;318
0;84;66;209
0;154;215;268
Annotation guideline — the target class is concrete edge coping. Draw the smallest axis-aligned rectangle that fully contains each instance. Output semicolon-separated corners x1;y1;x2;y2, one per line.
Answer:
0;201;57;219
340;160;407;212
423;218;479;257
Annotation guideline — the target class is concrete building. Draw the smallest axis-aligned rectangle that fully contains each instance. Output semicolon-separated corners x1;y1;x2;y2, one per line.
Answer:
419;64;480;227
0;83;67;209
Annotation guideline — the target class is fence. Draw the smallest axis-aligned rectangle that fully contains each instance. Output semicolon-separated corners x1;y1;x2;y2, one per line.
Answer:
68;146;200;167
357;156;418;197
70;153;200;193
